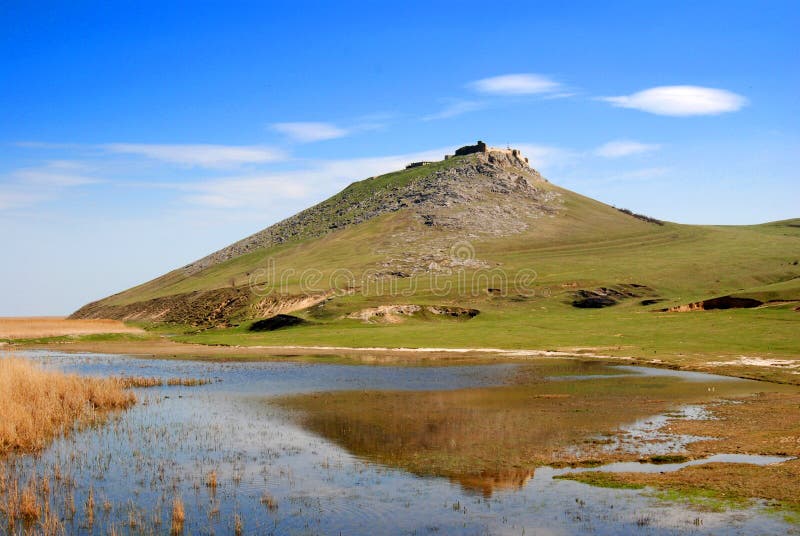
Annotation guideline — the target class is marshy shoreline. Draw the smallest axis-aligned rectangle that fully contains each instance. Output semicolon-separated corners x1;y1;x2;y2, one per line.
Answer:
2;323;799;533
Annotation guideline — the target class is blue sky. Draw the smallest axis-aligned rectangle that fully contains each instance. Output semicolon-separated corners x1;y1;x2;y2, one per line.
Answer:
1;1;798;315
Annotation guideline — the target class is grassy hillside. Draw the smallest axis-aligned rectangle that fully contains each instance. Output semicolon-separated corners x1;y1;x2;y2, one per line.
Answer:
177;217;800;366
70;152;800;362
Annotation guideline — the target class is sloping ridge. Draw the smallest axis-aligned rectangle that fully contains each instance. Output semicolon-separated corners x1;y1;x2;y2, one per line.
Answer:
71;146;669;325
183;150;549;274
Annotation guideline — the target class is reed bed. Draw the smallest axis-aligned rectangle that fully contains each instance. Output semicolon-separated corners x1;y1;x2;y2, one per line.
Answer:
113;376;213;388
0;357;136;455
0;317;143;340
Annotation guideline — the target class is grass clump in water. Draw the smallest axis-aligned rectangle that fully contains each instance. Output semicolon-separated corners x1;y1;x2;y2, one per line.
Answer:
554;472;645;490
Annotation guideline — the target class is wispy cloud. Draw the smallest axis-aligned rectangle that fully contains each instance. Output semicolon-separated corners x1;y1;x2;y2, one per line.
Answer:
271;122;350;143
0;190;48;211
104;143;286;168
423;100;485;121
0;161;100;210
184;177;312;208
13;160;101;187
594;140;661;158
469;74;563;96
578;167;672;186
179;147;455;210
513;143;580;171
599;85;747;116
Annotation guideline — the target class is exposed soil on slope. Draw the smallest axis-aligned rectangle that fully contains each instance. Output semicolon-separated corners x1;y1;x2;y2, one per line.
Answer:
571;284;656;308
346;304;480;323
248;314;307;331
665;296;764;312
70;288;331;327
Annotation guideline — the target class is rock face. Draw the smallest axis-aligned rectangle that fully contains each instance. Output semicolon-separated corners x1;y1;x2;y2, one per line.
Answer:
182;151;559;275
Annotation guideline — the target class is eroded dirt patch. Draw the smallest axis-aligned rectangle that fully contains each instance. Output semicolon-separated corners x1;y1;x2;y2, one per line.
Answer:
248;314;307;331
346;304;479;323
665;295;763;312
571;283;656;308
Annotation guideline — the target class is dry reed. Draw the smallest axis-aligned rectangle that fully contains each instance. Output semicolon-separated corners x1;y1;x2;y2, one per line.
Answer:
205;470;217;490
0;357;136;455
234;513;243;536
170;497;185;535
0;317;143;339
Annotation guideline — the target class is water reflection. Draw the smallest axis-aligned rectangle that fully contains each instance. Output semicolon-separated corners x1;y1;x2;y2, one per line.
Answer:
0;350;796;535
274;364;779;496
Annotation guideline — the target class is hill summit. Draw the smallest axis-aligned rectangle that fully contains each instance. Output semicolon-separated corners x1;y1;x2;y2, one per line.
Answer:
184;141;554;275
71;141;800;332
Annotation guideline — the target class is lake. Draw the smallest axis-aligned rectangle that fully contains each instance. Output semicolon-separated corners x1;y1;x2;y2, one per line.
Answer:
1;350;797;535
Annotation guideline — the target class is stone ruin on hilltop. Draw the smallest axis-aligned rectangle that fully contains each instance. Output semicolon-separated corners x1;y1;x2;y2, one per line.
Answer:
407;141;529;170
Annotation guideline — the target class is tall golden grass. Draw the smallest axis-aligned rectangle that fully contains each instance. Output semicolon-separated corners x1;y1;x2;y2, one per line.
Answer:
0;357;136;455
0;317;143;339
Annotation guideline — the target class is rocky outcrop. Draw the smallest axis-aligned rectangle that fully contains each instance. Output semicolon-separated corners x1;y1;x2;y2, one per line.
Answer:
182;151;558;275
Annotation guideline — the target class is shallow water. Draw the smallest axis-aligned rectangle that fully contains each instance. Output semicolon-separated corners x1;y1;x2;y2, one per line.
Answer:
2;350;798;535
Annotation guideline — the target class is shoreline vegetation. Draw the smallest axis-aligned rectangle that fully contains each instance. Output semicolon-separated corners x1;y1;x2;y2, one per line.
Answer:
0;355;214;534
0;355;136;533
6;333;800;386
0;356;136;455
0;317;143;340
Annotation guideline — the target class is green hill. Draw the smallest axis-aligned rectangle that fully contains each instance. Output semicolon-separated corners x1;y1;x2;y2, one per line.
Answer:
71;144;800;363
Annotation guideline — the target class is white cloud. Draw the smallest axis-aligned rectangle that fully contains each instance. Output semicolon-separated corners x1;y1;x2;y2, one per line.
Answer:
469;74;562;96
271;122;349;143
513;143;579;171
594;140;661;158
600;86;747;116
423;100;484;121
105;143;286;168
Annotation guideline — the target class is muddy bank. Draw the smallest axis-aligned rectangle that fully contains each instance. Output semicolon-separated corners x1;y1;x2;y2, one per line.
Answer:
558;391;800;512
